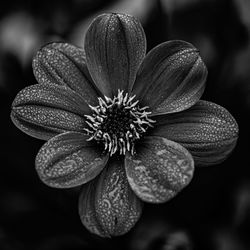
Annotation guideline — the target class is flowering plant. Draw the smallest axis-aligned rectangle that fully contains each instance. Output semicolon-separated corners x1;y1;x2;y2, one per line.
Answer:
11;13;238;237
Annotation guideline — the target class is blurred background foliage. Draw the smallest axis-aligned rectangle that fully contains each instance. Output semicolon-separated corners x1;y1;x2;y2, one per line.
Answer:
0;0;249;249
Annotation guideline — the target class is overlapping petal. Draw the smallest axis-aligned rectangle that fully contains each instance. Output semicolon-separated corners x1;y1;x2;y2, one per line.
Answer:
151;101;239;166
11;83;89;140
132;40;207;115
32;42;100;105
84;13;146;97
79;159;143;237
35;132;108;188
125;136;194;203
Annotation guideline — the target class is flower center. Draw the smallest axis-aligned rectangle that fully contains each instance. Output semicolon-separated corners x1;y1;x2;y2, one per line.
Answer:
84;90;155;156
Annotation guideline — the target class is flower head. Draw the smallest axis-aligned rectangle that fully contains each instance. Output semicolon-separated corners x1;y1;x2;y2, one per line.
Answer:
11;13;238;237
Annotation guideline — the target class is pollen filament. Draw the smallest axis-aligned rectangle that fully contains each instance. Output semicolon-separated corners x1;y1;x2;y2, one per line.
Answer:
84;90;155;156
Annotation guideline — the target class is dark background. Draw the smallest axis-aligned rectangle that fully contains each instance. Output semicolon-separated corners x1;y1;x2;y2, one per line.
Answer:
0;0;249;249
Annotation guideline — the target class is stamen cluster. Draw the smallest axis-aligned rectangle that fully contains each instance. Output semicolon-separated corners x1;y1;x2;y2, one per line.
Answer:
84;90;155;155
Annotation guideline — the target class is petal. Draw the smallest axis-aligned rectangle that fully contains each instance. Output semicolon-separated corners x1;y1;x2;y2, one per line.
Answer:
11;84;88;140
32;42;100;105
35;132;108;188
132;40;207;115
79;159;143;237
84;13;146;97
151;100;239;166
125;136;194;203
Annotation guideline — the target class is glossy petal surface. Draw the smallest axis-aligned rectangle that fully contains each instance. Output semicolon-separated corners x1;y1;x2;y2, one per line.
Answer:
35;132;108;188
151;101;239;166
11;84;88;140
33;42;100;105
132;40;207;115
125;136;194;203
84;13;146;97
79;160;143;237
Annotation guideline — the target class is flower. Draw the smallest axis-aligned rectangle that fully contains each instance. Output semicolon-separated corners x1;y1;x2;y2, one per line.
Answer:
11;13;238;237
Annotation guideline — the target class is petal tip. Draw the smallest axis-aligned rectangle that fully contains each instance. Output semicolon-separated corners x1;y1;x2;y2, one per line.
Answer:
35;132;108;189
133;40;207;115
125;136;194;204
78;160;143;237
84;12;146;96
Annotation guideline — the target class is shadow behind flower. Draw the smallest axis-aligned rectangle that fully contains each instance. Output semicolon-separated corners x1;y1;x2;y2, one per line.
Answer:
129;216;192;250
